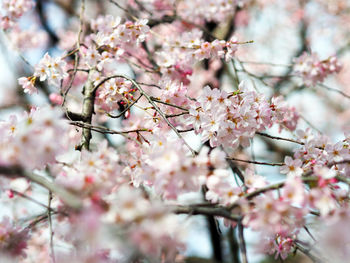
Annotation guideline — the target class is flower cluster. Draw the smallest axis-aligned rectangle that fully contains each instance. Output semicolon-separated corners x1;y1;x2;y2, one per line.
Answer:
92;16;149;45
0;0;35;30
155;28;240;83
18;53;68;94
206;168;243;205
34;52;68;87
261;234;295;260
187;82;298;149
270;96;299;131
243;191;307;237
0;106;71;170
293;52;342;86
9;27;47;51
128;0;175;19
55;140;125;197
290;129;350;178
0;217;29;257
178;0;236;22
104;185;185;261
17;76;37;95
95;77;134;112
193;37;239;62
123;135;208;199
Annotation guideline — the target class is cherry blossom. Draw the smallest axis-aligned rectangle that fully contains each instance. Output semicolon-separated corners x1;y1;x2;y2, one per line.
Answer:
0;216;29;257
18;76;37;95
0;0;35;30
293;52;342;86
33;53;68;87
280;156;304;177
2;1;350;262
0;106;72;169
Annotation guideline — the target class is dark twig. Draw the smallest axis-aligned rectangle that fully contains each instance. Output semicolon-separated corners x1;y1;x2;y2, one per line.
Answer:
237;220;248;263
228;157;284;167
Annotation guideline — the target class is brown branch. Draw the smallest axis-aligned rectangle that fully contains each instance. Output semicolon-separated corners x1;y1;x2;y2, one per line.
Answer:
173;205;239;221
66;111;88;122
228;227;240;263
228;157;284;167
78;68;97;150
70;121;150;135
256;132;305;146
295;243;323;263
149;97;189;111
0;166;82;209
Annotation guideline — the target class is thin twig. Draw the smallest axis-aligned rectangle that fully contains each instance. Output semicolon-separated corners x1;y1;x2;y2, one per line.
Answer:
317;82;350;100
239;60;292;67
228;157;284;166
166;111;190;118
70;121;150;135
8;189;57;212
256;132;305;146
48;191;56;263
150;97;189;111
62;0;85;106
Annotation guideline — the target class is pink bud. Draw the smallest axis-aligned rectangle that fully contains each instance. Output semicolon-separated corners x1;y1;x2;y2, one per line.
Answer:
49;93;64;105
6;190;14;198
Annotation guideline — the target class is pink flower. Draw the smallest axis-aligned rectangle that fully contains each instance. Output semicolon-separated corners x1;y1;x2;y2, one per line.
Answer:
261;235;295;260
293;52;342;86
206;169;243;205
18;76;37;95
0;216;29;257
309;187;337;216
325;142;347;162
83;47;101;67
225;36;238;62
49;93;64;105
282;176;306;205
33;52;68;87
243;192;306;236
280;156;303;177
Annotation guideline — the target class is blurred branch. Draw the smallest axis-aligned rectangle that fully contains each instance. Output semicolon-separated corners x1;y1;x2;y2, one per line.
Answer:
0;165;82;209
295;243;323;263
228;227;240;263
317;82;350;100
237;220;248;263
36;0;59;46
274;14;308;92
202;186;223;263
